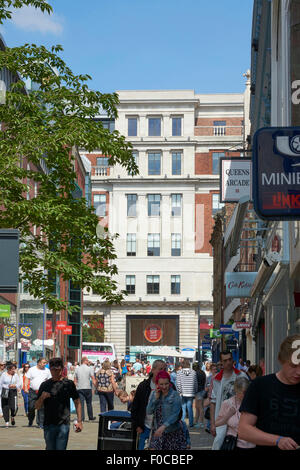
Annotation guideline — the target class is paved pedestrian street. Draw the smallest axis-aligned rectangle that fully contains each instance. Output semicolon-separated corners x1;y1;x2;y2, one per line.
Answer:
0;396;214;451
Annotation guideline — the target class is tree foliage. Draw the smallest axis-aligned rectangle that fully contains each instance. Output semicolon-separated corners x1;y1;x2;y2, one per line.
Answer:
0;1;138;311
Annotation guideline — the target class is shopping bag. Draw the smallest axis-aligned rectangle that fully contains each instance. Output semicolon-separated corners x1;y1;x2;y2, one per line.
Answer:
70;398;76;413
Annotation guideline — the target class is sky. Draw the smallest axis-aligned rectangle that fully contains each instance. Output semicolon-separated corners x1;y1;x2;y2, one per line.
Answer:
0;0;254;94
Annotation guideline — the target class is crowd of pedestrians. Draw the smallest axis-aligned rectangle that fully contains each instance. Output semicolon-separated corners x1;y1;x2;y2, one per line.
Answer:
0;332;299;451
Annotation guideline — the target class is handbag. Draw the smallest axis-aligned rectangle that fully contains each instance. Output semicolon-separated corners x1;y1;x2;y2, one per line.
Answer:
220;434;237;450
1;388;9;399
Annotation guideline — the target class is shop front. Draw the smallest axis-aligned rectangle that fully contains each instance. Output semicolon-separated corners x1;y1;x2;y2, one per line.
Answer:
126;315;179;365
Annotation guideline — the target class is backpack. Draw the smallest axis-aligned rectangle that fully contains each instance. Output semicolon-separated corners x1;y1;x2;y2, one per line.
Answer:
96;369;113;392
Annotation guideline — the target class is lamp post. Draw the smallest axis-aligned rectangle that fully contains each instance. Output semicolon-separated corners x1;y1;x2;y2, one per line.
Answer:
197;302;201;363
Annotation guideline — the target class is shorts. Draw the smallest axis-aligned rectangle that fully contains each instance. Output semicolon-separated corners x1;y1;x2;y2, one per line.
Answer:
195;390;206;400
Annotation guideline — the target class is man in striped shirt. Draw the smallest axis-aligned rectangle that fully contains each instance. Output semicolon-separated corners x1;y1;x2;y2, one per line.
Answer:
176;360;198;428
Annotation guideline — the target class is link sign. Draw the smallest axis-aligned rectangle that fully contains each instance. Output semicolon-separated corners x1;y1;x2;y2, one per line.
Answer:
253;127;300;219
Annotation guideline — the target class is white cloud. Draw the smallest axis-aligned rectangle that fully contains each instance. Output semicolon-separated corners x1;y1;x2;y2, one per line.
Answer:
11;6;63;35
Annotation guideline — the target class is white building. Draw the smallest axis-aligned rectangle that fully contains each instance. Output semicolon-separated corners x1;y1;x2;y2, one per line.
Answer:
82;89;245;361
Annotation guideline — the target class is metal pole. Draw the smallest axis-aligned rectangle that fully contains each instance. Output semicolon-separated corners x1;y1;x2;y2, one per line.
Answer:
197;302;201;363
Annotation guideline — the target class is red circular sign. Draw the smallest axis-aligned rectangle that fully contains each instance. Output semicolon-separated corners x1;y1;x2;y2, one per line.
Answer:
144;324;162;343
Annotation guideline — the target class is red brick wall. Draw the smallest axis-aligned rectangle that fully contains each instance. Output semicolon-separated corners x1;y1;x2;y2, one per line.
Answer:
85;153;110;176
195;150;241;175
195;117;243;136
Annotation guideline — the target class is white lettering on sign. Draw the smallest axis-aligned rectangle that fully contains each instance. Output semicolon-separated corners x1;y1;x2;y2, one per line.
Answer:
292;80;300;105
291;339;300;365
262;172;300;186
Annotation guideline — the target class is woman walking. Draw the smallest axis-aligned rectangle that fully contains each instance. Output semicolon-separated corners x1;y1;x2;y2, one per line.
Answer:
20;363;30;416
96;360;116;412
215;376;255;450
0;363;22;427
146;370;187;450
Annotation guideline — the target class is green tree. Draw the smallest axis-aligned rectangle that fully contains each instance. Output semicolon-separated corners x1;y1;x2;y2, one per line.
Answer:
0;0;138;312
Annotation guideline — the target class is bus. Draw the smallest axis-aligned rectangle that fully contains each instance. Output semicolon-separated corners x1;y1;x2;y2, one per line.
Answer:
82;342;117;364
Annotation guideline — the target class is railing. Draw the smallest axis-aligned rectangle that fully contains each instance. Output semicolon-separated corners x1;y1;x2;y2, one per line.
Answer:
213;126;226;136
194;126;243;137
92;166;109;176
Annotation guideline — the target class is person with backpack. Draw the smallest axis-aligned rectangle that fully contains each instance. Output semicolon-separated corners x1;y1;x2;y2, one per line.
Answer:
95;360;117;412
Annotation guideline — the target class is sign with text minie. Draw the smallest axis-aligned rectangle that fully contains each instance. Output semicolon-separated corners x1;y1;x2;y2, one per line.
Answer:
253;127;300;220
220;158;252;203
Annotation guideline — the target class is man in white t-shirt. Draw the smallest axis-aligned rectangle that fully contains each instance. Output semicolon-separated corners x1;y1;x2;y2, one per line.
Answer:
25;358;51;428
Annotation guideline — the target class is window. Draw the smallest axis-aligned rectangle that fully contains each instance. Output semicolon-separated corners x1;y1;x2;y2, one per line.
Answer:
147;275;160;294
148;152;161;175
172;152;182;175
171;194;182;216
127;234;136;256
96;157;109;167
171;234;181;256
126;275;136;294
127;194;137;217
101;119;115;132
171;275;181;294
148;117;161;136
148;194;161;216
212;193;225;215
147;234;160;256
128;118;137;136
93;194;106;217
213;120;226;136
212;152;225;174
172;117;182;136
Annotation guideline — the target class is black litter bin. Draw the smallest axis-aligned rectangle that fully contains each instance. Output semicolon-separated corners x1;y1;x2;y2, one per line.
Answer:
97;410;137;450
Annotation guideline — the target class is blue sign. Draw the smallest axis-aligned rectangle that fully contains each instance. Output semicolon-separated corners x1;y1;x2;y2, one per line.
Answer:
220;325;234;334
253;127;300;220
125;355;130;361
202;341;211;350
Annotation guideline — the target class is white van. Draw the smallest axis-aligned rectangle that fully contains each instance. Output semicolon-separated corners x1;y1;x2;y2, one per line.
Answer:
82;342;117;364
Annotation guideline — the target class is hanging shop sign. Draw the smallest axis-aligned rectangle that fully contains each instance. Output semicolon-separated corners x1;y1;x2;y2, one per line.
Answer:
144;324;162;343
20;326;32;338
56;321;67;330
232;321;252;330
0;304;11;318
209;329;222;339
219;324;234;334
62;326;72;335
225;272;258;298
253;127;300;219
220;158;252;202
4;326;16;337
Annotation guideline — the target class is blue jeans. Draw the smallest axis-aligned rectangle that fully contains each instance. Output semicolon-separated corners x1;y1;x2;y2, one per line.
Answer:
181;397;194;427
138;426;151;450
21;390;29;414
44;424;70;450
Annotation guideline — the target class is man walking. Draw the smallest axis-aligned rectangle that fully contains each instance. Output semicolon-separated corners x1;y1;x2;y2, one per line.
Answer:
176;360;198;428
36;357;82;450
239;334;300;450
131;359;167;449
25;357;51;428
74;357;97;422
210;350;248;449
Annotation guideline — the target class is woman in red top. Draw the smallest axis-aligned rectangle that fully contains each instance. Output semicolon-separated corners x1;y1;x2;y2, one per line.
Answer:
20;363;30;416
